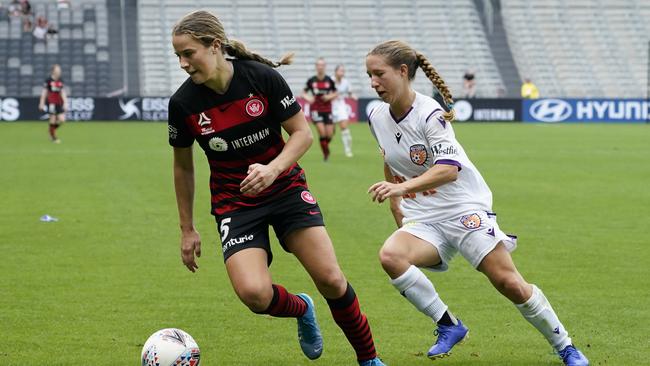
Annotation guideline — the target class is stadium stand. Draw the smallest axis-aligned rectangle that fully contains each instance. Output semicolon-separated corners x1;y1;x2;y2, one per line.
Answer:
137;0;506;98
0;0;139;97
502;0;649;98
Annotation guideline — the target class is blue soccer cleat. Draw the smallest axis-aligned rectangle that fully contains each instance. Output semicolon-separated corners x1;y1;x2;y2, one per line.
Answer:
558;345;589;366
427;319;469;359
296;293;323;360
359;356;387;366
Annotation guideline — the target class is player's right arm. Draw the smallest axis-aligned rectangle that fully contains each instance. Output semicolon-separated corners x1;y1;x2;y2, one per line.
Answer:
38;86;47;111
173;146;201;272
383;163;404;228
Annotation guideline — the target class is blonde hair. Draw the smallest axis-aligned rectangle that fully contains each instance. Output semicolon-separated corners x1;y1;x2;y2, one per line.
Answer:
172;10;293;68
368;40;455;121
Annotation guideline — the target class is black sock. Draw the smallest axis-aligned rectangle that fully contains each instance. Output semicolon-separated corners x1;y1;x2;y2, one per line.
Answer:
437;311;454;326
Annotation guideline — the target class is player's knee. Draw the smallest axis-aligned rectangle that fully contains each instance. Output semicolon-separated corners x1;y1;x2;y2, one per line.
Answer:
379;244;406;272
497;275;529;303
313;268;346;296
235;284;273;313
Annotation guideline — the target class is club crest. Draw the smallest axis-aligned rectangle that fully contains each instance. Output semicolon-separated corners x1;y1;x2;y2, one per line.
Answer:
409;144;428;165
460;213;482;229
245;98;264;117
301;191;316;204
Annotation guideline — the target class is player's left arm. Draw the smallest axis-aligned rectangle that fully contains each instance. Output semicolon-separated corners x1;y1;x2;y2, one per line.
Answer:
240;111;312;195
60;88;68;113
321;77;338;102
368;164;457;203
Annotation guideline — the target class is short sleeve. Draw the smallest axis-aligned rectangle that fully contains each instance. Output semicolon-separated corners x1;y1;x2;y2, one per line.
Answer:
328;76;337;92
265;68;301;123
303;77;312;93
424;110;462;170
168;97;194;147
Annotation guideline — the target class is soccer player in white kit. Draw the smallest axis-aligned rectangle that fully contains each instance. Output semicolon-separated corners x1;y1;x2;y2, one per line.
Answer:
365;40;589;366
332;64;356;157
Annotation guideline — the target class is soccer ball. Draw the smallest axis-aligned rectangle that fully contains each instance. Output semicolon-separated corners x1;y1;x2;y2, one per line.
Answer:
141;328;200;366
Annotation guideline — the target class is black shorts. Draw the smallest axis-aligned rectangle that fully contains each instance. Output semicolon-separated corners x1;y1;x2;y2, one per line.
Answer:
47;103;64;115
311;111;333;125
216;188;325;265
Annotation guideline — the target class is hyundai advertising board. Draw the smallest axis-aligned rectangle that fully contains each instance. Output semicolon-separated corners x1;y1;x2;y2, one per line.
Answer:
523;99;650;123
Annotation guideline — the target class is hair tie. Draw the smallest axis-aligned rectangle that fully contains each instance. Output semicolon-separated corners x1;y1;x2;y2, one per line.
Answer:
447;102;454;110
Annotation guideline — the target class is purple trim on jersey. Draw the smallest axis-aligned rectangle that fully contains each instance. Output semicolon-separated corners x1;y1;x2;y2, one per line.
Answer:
390;106;413;124
435;159;462;171
368;107;376;122
425;108;443;123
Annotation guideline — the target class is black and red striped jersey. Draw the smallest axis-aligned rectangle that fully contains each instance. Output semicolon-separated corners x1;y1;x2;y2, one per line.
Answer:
44;77;64;104
304;75;336;113
168;59;305;216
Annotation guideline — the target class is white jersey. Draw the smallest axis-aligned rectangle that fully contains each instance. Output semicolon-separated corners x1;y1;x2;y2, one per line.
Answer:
369;91;493;224
332;77;352;111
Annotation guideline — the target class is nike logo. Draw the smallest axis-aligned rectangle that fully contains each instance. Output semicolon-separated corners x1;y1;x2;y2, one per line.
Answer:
553;327;560;334
308;210;320;215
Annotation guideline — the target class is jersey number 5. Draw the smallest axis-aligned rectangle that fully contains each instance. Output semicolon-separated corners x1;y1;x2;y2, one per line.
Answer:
220;218;232;241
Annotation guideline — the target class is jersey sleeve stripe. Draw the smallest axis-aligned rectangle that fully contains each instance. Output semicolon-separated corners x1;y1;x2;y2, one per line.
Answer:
434;159;462;171
425;108;443;123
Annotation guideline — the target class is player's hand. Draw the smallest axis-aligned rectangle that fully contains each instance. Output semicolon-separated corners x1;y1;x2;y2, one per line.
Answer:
368;181;406;203
38;104;45;112
240;163;280;196
304;95;315;104
180;229;201;272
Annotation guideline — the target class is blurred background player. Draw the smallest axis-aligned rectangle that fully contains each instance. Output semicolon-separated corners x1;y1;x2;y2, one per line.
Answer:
332;64;356;157
462;69;476;98
365;40;589;366
38;64;67;143
168;11;384;366
302;58;337;161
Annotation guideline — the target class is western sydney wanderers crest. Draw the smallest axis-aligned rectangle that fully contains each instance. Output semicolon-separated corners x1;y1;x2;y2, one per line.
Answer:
245;98;264;117
409;144;428;165
460;213;482;229
301;191;316;204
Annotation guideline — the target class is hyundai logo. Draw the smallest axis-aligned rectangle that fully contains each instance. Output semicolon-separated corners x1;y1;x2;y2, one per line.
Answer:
530;99;572;122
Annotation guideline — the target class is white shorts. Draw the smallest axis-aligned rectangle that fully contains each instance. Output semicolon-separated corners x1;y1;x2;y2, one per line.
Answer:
399;211;517;272
332;104;350;123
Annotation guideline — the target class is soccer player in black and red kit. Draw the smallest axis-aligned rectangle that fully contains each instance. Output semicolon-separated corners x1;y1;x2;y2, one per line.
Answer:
168;11;385;366
302;58;337;161
38;64;68;143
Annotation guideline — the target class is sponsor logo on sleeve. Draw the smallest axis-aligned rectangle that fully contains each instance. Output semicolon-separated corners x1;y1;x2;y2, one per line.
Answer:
280;95;296;109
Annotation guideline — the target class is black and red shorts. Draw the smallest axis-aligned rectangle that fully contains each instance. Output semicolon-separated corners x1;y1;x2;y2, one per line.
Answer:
310;111;333;125
215;188;325;265
47;103;64;115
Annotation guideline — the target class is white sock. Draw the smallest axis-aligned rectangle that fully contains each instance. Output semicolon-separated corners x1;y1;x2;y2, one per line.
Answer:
391;265;448;322
515;285;572;351
341;128;352;153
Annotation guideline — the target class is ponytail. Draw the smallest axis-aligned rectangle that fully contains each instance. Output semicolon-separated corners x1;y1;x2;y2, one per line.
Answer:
224;39;293;68
416;53;455;122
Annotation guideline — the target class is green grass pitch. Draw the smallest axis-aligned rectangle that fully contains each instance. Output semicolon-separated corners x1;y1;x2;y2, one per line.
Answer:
1;121;649;365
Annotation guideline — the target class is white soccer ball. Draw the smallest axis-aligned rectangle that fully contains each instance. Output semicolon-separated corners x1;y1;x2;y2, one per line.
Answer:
141;328;201;366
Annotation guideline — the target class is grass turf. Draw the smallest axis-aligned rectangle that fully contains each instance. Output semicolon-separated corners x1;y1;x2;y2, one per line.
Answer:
1;121;649;365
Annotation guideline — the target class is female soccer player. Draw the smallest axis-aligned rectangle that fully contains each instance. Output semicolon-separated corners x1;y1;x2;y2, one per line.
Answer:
332;64;356;157
168;11;384;366
365;40;589;366
302;58;337;161
38;64;67;143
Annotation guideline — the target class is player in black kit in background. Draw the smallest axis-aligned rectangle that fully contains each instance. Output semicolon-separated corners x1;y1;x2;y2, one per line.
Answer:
168;10;385;366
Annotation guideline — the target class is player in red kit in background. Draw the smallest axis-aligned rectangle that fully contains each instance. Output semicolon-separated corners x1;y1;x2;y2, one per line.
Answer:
302;58;337;161
38;64;68;143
